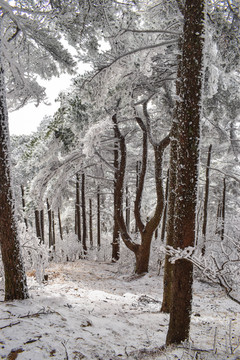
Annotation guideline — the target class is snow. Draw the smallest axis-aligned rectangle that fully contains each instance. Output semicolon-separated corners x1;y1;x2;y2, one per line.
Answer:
0;258;240;360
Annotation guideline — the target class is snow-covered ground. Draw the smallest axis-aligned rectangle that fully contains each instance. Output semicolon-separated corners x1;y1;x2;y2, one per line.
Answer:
0;258;240;360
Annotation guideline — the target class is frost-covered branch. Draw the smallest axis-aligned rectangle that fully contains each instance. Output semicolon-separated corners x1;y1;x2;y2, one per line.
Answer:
209;167;240;183
83;39;177;86
160;245;240;305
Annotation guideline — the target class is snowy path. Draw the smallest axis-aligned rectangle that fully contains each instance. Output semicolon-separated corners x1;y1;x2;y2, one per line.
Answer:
0;259;239;359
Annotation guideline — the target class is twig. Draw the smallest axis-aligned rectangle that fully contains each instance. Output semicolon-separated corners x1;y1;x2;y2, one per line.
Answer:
18;308;55;319
0;321;20;330
62;341;69;360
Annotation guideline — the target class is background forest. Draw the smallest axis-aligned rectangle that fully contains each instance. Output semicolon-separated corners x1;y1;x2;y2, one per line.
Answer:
0;0;240;359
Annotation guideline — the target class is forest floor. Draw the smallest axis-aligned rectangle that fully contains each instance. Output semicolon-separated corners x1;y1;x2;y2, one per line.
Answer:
0;257;240;360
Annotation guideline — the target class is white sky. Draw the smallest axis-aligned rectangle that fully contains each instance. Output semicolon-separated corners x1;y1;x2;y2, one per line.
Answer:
8;74;72;136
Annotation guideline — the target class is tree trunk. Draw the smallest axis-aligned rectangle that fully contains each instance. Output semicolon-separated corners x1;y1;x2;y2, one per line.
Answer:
160;169;169;242
166;0;205;345
47;199;53;248
0;51;28;300
58;207;63;240
40;209;44;243
126;185;130;233
81;172;87;254
135;160;141;233
21;185;28;229
161;123;178;313
52;210;55;251
202;144;212;255
113;114;169;274
221;177;226;242
35;209;42;241
112;135;120;261
89;199;93;249
97;185;101;250
75;173;81;242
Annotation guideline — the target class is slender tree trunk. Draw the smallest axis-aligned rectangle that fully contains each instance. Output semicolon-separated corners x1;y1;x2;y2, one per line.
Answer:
166;0;205;345
113;114;169;274
160;169;169;242
216;200;222;234
52;210;56;251
202;144;212;255
40;209;44;244
0;40;28;300
35;209;42;241
135;161;141;233
221;177;226;242
47;199;53;248
161;124;178;313
21;185;28;229
75;173;81;242
97;185;101;250
112;135;120;261
89;199;93;249
81;173;87;254
58;207;63;240
126;185;130;232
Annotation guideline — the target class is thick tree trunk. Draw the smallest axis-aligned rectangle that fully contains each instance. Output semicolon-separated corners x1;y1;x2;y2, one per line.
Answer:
0;64;28;301
166;0;205;345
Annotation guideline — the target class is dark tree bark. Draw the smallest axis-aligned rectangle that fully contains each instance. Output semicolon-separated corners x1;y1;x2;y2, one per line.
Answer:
21;185;28;229
97;185;101;250
40;209;44;244
160;169;169;242
47;199;53;248
126;185;130;233
35;209;44;244
166;0;205;345
221;177;226;241
75;173;81;242
52;210;56;251
0;65;28;301
113;114;169;274
58;207;63;240
161;123;178;313
35;209;42;241
202;144;212;255
112;134;120;261
89;199;93;249
135;161;141;233
81;172;87;254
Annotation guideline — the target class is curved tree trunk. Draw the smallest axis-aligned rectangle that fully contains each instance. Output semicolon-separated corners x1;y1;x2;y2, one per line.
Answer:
113;114;169;274
0;47;28;300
